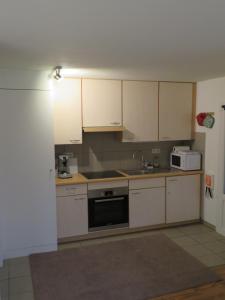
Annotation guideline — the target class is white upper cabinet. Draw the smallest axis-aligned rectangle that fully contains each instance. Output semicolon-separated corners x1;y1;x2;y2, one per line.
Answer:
159;82;193;141
82;79;122;127
122;81;158;142
53;78;82;145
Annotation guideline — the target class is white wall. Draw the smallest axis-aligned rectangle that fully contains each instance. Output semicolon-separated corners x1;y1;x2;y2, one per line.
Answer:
196;77;225;231
0;69;57;262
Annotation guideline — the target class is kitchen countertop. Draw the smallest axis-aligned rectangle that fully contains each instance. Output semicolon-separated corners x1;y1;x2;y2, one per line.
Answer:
55;169;204;186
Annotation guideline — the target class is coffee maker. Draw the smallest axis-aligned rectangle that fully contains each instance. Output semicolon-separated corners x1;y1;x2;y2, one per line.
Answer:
58;155;72;179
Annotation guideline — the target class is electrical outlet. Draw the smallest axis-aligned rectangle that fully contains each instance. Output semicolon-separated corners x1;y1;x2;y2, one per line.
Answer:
152;148;160;154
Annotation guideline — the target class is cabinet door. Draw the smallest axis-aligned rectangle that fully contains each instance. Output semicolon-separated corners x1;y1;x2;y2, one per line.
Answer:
57;195;88;238
129;187;165;228
122;81;158;142
159;82;193;140
166;175;200;223
53;78;82;144
82;79;122;127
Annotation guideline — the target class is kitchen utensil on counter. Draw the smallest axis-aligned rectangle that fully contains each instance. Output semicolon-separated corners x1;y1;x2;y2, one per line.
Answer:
58;155;72;179
68;157;78;175
173;146;190;153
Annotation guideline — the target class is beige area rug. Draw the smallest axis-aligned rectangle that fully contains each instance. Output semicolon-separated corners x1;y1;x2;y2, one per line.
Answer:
30;234;220;300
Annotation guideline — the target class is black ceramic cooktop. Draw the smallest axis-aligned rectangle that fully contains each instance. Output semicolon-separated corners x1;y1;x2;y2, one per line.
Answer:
81;170;125;179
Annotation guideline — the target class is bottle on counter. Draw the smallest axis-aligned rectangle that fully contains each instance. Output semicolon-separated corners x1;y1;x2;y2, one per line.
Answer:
153;156;160;168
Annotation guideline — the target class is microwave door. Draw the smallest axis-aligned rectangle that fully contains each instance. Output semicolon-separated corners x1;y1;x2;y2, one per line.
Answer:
172;155;181;167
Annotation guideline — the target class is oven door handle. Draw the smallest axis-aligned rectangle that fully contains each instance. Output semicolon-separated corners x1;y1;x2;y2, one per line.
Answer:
94;197;125;203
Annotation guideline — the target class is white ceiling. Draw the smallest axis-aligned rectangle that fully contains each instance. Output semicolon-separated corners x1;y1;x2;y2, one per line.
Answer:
1;0;225;81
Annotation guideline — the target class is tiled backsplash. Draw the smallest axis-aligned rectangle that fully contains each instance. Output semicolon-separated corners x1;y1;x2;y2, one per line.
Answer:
55;133;192;172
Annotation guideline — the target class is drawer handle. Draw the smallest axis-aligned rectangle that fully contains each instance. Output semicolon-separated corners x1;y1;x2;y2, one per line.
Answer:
162;137;170;140
131;192;141;195
74;197;85;201
70;139;80;143
66;187;77;190
168;179;178;182
110;122;120;125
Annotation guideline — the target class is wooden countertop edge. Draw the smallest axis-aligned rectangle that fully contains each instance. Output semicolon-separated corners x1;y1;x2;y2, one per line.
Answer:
55;170;204;186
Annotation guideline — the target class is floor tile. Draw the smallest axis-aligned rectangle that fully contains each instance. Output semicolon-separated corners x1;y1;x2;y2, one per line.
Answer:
203;240;225;254
210;232;225;241
188;232;220;243
9;292;34;300
197;253;225;267
9;276;33;296
58;242;81;250
7;257;29;267
80;235;123;247
218;251;225;259
172;236;199;247
160;228;185;238
0;261;8;280
179;224;213;235
181;244;214;258
0;279;9;298
8;259;30;279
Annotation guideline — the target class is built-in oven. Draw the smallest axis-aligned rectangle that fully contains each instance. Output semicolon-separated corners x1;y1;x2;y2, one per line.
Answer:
88;187;129;231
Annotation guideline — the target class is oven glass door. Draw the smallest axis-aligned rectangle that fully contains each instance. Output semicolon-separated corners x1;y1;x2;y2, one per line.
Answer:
88;195;129;229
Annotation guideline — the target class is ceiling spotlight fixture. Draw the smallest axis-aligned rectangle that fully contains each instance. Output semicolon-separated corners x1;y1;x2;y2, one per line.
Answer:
54;66;63;80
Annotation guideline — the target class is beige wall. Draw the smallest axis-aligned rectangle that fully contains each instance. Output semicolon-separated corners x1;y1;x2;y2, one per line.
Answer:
55;133;191;172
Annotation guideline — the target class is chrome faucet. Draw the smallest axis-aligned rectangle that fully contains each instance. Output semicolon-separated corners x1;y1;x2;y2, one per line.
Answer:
132;151;151;169
132;150;142;169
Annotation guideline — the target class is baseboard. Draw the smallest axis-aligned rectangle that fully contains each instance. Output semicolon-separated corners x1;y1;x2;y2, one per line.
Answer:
59;220;201;244
216;226;225;236
201;220;216;230
4;243;58;260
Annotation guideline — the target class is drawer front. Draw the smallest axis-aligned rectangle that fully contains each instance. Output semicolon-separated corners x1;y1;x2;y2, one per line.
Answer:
129;177;165;190
56;184;87;197
88;180;128;190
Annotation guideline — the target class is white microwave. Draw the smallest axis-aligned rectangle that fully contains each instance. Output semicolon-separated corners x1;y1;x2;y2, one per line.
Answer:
170;151;201;171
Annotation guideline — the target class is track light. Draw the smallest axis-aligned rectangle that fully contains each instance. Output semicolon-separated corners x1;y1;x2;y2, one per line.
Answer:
54;66;63;80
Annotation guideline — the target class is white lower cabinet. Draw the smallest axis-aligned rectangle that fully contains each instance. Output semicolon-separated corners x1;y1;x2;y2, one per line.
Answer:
129;183;166;228
166;175;200;223
56;194;88;238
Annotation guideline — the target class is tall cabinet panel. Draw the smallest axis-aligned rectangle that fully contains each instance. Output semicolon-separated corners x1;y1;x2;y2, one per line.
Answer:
122;81;158;142
53;78;82;145
0;89;57;255
159;82;193;141
82;79;122;127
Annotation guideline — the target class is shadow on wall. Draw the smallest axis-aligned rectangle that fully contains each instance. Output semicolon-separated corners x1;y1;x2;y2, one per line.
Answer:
192;132;206;170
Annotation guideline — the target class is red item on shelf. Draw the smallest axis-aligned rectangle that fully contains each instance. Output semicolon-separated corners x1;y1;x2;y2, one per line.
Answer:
196;113;207;126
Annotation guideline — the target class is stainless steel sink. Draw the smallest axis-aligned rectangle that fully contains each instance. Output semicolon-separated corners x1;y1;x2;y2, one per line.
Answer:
122;168;172;176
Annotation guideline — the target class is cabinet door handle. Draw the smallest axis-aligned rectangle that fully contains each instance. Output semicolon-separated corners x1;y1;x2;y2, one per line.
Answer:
110;122;120;125
162;137;170;140
70;139;81;143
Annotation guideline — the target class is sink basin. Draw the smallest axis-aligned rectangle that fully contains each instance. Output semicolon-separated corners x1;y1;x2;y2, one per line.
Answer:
123;168;172;176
